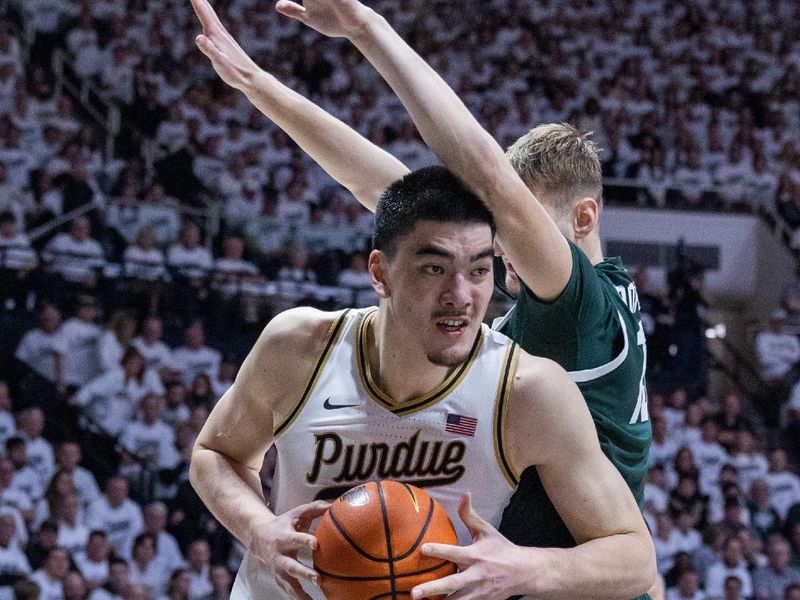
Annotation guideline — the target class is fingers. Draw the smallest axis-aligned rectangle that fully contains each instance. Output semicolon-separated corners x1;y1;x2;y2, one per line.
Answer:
275;0;308;21
292;500;331;520
457;492;492;540
420;541;469;564
411;571;470;599
275;555;319;588
282;530;320;551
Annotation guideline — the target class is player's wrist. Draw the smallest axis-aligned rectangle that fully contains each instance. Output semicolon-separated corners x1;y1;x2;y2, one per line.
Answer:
345;5;382;45
516;546;562;597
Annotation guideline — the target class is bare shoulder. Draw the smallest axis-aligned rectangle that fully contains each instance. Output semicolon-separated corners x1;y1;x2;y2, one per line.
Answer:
504;350;597;471
236;307;349;412
255;306;346;358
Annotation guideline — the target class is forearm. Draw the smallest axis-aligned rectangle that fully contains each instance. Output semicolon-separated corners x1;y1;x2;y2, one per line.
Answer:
528;532;656;599
348;11;513;205
241;70;408;211
189;444;276;550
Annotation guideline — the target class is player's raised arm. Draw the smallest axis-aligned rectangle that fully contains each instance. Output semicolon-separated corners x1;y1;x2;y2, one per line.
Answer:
189;308;338;599
276;0;572;301
411;354;657;599
188;0;409;211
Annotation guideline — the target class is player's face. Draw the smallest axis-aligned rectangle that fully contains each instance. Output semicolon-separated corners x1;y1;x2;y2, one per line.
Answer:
377;220;494;367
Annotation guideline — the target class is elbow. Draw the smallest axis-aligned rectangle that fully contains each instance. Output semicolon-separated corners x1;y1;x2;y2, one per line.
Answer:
635;534;658;596
188;443;207;495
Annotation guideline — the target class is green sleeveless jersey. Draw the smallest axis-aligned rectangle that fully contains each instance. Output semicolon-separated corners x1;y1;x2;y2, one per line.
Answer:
495;242;652;565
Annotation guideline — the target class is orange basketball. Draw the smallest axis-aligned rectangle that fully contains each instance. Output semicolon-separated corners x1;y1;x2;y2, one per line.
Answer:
313;480;458;600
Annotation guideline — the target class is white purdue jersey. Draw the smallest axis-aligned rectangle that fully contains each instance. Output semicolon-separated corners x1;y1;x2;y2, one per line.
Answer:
232;308;521;600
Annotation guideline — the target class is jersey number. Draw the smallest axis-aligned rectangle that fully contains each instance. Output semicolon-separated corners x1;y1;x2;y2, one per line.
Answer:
629;321;649;424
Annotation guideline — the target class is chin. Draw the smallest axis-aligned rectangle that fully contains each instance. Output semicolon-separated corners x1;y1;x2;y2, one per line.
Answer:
426;342;474;367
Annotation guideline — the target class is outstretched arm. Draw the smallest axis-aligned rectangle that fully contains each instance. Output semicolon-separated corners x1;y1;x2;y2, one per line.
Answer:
277;0;572;300
189;0;409;210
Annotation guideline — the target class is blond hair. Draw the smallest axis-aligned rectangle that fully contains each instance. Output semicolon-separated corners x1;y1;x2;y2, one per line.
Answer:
506;123;602;215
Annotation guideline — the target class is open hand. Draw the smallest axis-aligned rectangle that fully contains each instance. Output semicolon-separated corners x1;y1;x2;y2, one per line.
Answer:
275;0;372;39
411;493;532;600
189;0;261;91
249;500;331;600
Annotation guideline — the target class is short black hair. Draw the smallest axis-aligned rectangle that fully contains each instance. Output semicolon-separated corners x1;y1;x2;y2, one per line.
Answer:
373;166;494;257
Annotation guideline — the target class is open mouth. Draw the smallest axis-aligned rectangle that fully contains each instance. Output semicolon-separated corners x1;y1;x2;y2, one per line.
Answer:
435;318;468;336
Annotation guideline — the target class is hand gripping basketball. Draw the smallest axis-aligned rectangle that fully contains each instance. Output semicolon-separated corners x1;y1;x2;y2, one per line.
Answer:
249;500;331;600
411;493;534;600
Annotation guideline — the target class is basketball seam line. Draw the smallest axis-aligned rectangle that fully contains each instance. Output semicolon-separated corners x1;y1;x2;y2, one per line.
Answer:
315;559;454;582
378;480;398;600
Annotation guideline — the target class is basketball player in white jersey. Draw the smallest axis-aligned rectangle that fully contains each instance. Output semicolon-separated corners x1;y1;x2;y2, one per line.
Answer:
190;167;655;600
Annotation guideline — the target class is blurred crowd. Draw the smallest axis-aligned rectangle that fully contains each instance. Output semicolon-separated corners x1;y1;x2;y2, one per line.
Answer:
0;0;799;598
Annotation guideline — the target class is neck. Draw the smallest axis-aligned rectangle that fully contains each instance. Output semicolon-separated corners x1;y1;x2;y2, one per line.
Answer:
574;231;604;265
369;311;456;403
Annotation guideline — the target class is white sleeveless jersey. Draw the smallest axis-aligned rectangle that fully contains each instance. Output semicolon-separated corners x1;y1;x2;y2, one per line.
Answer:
232;307;521;600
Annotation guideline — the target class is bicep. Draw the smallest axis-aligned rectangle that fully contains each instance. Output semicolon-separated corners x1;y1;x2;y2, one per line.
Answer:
195;379;274;472
507;362;643;543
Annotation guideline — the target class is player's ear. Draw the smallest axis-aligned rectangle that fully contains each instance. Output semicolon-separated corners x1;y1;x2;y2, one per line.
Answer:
573;197;599;240
369;250;391;298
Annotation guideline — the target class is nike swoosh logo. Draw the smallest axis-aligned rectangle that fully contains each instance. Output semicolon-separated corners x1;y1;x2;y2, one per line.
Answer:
323;398;360;410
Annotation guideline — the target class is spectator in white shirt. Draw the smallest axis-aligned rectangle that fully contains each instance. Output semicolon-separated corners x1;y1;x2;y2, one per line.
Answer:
731;430;769;496
186;540;212;600
55;442;100;512
63;571;88;600
212;237;263;300
74;347;163;439
665;568;705;600
17;408;55;489
125;503;183;576
86;477;143;557
30;547;69;600
690;416;729;494
765;449;800;521
170;322;221;387
6;437;44;503
123;227;166;283
166;223;212;282
97;311;137;374
0;458;32;533
0;211;37;308
128;533;168;599
14;303;66;390
74;530;110;590
131;318;173;377
704;535;754;599
756;309;800;383
59;297;102;388
87;557;128;600
119;395;174;478
653;511;681;574
43;217;106;289
0;382;17;447
0;513;31;599
54;493;89;556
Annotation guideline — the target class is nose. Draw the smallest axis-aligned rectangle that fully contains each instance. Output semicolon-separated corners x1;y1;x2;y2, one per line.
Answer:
441;273;471;308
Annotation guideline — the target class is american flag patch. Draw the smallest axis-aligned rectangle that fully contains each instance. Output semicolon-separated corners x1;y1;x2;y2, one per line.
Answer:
445;413;478;436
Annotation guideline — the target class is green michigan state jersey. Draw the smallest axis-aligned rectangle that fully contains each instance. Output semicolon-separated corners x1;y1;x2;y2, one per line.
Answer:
495;241;652;552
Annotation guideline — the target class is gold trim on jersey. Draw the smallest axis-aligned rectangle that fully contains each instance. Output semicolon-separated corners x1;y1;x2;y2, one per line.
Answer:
273;310;351;436
356;309;484;416
494;341;521;487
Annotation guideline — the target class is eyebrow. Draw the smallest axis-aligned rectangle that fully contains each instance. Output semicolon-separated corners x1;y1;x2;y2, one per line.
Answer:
415;246;494;262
